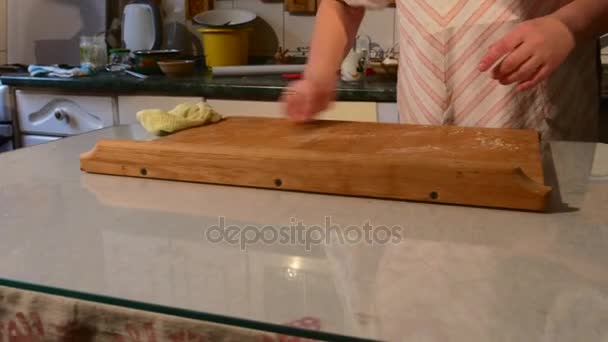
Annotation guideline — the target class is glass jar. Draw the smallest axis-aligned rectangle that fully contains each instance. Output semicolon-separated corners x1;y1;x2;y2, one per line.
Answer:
80;35;107;70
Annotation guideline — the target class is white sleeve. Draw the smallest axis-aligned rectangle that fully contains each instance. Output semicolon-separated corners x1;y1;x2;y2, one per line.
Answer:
342;0;392;10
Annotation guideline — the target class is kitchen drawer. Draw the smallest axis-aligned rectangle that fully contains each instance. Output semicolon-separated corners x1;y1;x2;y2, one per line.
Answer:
206;100;378;122
16;91;114;136
205;100;283;119
21;134;61;147
118;96;203;125
321;102;377;122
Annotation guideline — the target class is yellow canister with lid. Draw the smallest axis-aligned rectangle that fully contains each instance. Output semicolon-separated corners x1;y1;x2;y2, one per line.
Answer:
198;27;252;67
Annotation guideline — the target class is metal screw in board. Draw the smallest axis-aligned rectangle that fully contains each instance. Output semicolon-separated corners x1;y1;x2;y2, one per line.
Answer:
140;168;148;176
274;179;283;187
430;191;439;200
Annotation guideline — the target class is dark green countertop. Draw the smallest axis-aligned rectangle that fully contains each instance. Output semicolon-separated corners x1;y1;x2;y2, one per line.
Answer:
2;66;605;104
0;72;398;103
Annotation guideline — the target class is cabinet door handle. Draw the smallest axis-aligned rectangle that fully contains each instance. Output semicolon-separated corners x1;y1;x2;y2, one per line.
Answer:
54;109;70;124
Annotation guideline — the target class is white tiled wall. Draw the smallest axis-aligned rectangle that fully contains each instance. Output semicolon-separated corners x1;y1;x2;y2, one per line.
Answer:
283;12;316;53
358;7;396;53
164;0;397;56
234;0;284;56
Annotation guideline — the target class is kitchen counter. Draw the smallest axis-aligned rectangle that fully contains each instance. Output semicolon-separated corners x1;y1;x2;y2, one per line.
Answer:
0;72;398;103
1;63;607;104
0;125;607;341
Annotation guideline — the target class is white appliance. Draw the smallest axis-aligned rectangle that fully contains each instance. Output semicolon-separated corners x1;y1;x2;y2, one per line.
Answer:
122;1;162;52
7;0;107;65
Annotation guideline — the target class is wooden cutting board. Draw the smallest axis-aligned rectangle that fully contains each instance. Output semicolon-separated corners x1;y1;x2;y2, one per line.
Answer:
80;117;551;211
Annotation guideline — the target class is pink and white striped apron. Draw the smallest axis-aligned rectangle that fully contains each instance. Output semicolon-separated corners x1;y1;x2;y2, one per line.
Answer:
348;0;600;141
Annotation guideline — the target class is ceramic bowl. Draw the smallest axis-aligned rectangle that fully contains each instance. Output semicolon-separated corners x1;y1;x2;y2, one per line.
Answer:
157;60;196;78
132;49;182;75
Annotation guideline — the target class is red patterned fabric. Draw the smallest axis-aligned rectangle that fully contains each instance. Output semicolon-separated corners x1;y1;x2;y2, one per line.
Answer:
0;286;322;342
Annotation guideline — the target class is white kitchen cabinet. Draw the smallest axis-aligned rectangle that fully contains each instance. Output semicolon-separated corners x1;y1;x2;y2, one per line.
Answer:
321;102;378;122
377;103;400;124
118;96;203;125
205;100;284;119
206;99;378;122
16;91;114;136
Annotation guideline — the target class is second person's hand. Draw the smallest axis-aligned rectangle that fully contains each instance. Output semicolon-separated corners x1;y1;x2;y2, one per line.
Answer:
281;78;336;123
479;16;576;91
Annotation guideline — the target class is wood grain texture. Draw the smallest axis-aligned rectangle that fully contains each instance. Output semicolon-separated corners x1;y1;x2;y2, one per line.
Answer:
285;0;317;14
186;0;214;19
80;117;551;211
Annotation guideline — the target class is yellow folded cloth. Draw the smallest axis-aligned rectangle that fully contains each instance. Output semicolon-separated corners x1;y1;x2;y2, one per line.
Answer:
136;102;223;136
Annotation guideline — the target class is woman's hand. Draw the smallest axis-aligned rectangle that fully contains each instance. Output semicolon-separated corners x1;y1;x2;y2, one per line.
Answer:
479;16;576;91
280;0;365;122
281;79;335;122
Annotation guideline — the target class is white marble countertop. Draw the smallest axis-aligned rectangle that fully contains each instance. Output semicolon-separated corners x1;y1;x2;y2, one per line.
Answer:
0;125;607;341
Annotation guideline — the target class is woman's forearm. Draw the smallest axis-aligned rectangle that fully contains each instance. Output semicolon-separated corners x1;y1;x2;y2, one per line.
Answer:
304;0;365;84
550;0;608;42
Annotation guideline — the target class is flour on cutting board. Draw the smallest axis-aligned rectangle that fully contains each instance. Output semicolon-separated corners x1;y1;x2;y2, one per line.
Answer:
474;136;520;151
447;128;466;136
289;131;381;143
338;132;381;139
382;146;443;154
